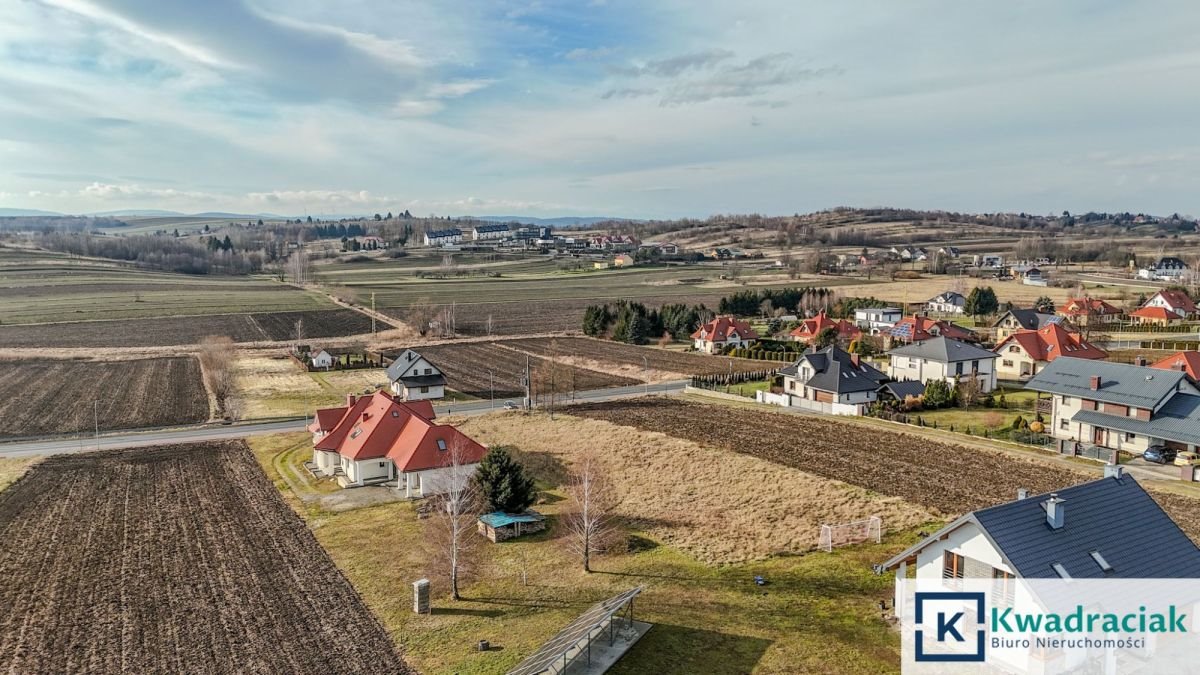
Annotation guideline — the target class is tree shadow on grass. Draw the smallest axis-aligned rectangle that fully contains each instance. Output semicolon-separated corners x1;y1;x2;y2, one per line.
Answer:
510;448;570;487
432;606;505;618
609;624;772;675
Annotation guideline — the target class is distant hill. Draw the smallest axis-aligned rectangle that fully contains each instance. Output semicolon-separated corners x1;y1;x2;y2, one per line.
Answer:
0;208;64;217
87;209;186;217
476;215;639;228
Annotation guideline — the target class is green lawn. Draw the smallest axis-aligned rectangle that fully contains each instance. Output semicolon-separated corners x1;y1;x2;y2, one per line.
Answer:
900;387;1041;434
727;379;773;398
252;437;920;674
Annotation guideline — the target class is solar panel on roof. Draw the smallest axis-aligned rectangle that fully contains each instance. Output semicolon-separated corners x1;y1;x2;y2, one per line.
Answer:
507;587;643;675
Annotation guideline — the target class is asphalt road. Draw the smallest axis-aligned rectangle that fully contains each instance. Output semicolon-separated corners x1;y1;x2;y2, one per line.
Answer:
0;380;688;458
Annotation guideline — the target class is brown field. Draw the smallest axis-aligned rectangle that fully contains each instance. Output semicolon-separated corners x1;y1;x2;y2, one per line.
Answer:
458;412;934;563
0;442;409;674
568;398;1200;540
420;342;639;398
0;357;209;437
0;309;374;348
500;337;774;378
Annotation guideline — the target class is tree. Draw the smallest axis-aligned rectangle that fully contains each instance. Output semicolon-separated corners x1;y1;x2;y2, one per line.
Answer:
964;286;998;320
563;451;617;573
814;325;839;348
1032;295;1055;314
923;378;955;408
408;298;437;337
474;446;537;514
428;439;481;601
197;336;237;418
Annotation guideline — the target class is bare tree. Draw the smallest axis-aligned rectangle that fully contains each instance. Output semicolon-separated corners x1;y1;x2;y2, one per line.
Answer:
408;298;437;337
562;450;617;573
197;336;237;418
485;313;494;337
286;249;310;285
427;439;481;601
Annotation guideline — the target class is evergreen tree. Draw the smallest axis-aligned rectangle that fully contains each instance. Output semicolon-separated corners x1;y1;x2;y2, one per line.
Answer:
1032;295;1055;313
474;446;537;514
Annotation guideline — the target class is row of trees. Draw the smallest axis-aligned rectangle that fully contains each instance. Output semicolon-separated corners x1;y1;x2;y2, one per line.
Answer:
582;300;713;344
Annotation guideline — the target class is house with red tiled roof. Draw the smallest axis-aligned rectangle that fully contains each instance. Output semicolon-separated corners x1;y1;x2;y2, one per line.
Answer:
884;314;977;347
306;391;486;494
1151;351;1200;382
1057;297;1123;327
788;311;862;344
1130;305;1183;326
993;323;1107;380
691;315;758;354
1142;289;1197;320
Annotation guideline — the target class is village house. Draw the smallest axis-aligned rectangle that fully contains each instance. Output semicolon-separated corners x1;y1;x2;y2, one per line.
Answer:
991;308;1063;341
423;227;463;247
924;291;966;315
992;323;1106;381
385;349;447;401
1130;305;1183;326
309;349;334;370
306;391;487;493
612;253;635;267
1142;288;1197;320
853;306;902;335
779;346;888;415
471;223;511;241
1057;297;1123;327
887;336;999;393
1138;256;1189;281
974;253;1003;268
886;314;977;346
875;379;926;406
1020;267;1047;286
879;470;1200;671
691;316;757;354
937;246;960;259
1152;351;1200;382
1026;357;1200;454
788;311;862;344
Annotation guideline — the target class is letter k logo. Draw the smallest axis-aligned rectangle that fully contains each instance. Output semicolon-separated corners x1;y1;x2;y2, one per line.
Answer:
937;611;965;642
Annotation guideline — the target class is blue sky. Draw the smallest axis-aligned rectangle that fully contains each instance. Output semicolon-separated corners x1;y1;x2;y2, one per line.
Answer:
1;0;1198;218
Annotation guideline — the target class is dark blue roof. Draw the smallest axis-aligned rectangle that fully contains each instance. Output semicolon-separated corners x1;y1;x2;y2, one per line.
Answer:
879;380;926;399
427;228;463;238
973;476;1200;579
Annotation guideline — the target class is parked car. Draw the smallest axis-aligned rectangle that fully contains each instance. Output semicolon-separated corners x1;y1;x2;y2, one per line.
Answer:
1174;451;1200;467
1143;445;1177;465
503;400;518;410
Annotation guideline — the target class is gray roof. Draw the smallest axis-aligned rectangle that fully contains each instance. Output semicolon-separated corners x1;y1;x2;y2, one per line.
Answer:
385;349;442;381
883;475;1200;579
928;291;966;305
426;228;463;238
887;336;998;363
1071;393;1200;446
993;308;1061;331
1024;357;1187;410
780;346;887;395
878;380;926;399
473;223;510;233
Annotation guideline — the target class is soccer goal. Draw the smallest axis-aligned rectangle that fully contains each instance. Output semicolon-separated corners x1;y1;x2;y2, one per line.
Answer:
819;516;882;552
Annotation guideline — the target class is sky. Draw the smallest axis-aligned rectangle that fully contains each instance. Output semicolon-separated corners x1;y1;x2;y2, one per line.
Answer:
1;0;1199;219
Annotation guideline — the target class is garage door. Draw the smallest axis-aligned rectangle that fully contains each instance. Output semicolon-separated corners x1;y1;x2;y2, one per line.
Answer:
1165;440;1188;452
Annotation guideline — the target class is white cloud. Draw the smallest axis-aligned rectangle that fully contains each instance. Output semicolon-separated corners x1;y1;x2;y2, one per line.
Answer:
427;79;494;98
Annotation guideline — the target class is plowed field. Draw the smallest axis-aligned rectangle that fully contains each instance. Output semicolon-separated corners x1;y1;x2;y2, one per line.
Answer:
500;337;771;377
420;342;638;398
0;442;410;674
0;358;209;438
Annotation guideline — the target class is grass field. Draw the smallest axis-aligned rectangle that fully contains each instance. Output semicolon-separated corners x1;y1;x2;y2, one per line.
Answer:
253;413;928;674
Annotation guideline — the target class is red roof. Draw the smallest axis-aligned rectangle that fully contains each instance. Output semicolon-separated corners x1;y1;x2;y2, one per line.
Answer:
1059;297;1122;317
993;323;1106;362
1131;306;1181;321
890;315;976;342
691;315;758;342
307;407;347;433
312;392;483;472
1148;289;1196;314
1152;351;1200;381
789;312;862;342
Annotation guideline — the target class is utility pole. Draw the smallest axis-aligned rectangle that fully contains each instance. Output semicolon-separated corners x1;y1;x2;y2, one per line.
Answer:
371;292;377;335
94;400;99;450
643;355;649;397
489;370;494;410
524;354;532;411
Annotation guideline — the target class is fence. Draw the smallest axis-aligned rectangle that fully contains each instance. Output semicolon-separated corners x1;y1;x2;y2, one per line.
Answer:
292;351;385;373
869;410;1055;449
689;369;778;388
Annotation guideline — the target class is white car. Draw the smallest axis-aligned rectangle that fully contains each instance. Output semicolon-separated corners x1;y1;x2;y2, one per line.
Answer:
503;400;518;410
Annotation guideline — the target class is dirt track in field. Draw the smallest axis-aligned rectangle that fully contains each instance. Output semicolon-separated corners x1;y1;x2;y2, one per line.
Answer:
0;357;209;438
0;442;411;675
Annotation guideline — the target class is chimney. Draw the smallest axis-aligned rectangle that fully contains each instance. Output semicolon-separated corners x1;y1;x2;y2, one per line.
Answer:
362;411;370;421
346;394;357;407
1089;375;1101;390
850;353;861;367
1178;363;1188;372
1134;356;1148;367
1045;494;1065;530
1017;487;1029;500
1104;464;1125;480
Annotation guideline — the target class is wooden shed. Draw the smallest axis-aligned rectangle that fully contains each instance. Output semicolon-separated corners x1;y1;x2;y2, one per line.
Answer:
477;511;546;543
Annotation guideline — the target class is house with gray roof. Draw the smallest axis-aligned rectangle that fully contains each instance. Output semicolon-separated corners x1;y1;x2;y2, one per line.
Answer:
879;469;1200;624
1025;357;1200;454
925;291;966;315
385;349;447;401
886;336;999;393
779;345;887;416
991;307;1064;341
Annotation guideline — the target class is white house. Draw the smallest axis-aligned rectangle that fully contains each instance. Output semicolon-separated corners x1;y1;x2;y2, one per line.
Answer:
925;291;966;315
1137;256;1189;281
306;391;486;493
879;471;1200;671
974;253;1004;268
691;316;758;354
309;349;334;370
887;336;999;393
778;346;887;415
1142;289;1197;320
386;349;446;401
423;228;463;247
472;223;510;241
853;307;902;334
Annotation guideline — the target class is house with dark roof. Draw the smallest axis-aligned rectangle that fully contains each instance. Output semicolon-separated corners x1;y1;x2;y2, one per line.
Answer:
887;336;999;393
993;323;1106;381
471;223;511;241
879;469;1200;626
307;391;486;492
1143;289;1197;319
1025;357;1200;454
876;379;925;404
385;349;447;401
423;227;463;247
1138;256;1189;281
778;346;887;415
691;316;758;354
925;291;966;315
992;307;1064;341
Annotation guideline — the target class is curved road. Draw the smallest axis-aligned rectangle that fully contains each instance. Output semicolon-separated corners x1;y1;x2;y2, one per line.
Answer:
0;380;688;458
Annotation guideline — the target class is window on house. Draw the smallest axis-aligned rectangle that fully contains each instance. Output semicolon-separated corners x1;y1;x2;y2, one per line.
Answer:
1125;432;1135;441
955;362;964;375
1060;395;1070;405
1060;418;1069;430
350;427;363;439
436;439;447;451
379;462;386;468
424;368;432;375
942;551;964;581
1003;359;1014;367
1052;563;1071;579
1090;550;1113;573
420;386;429;393
1008;345;1020;353
971;360;979;371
